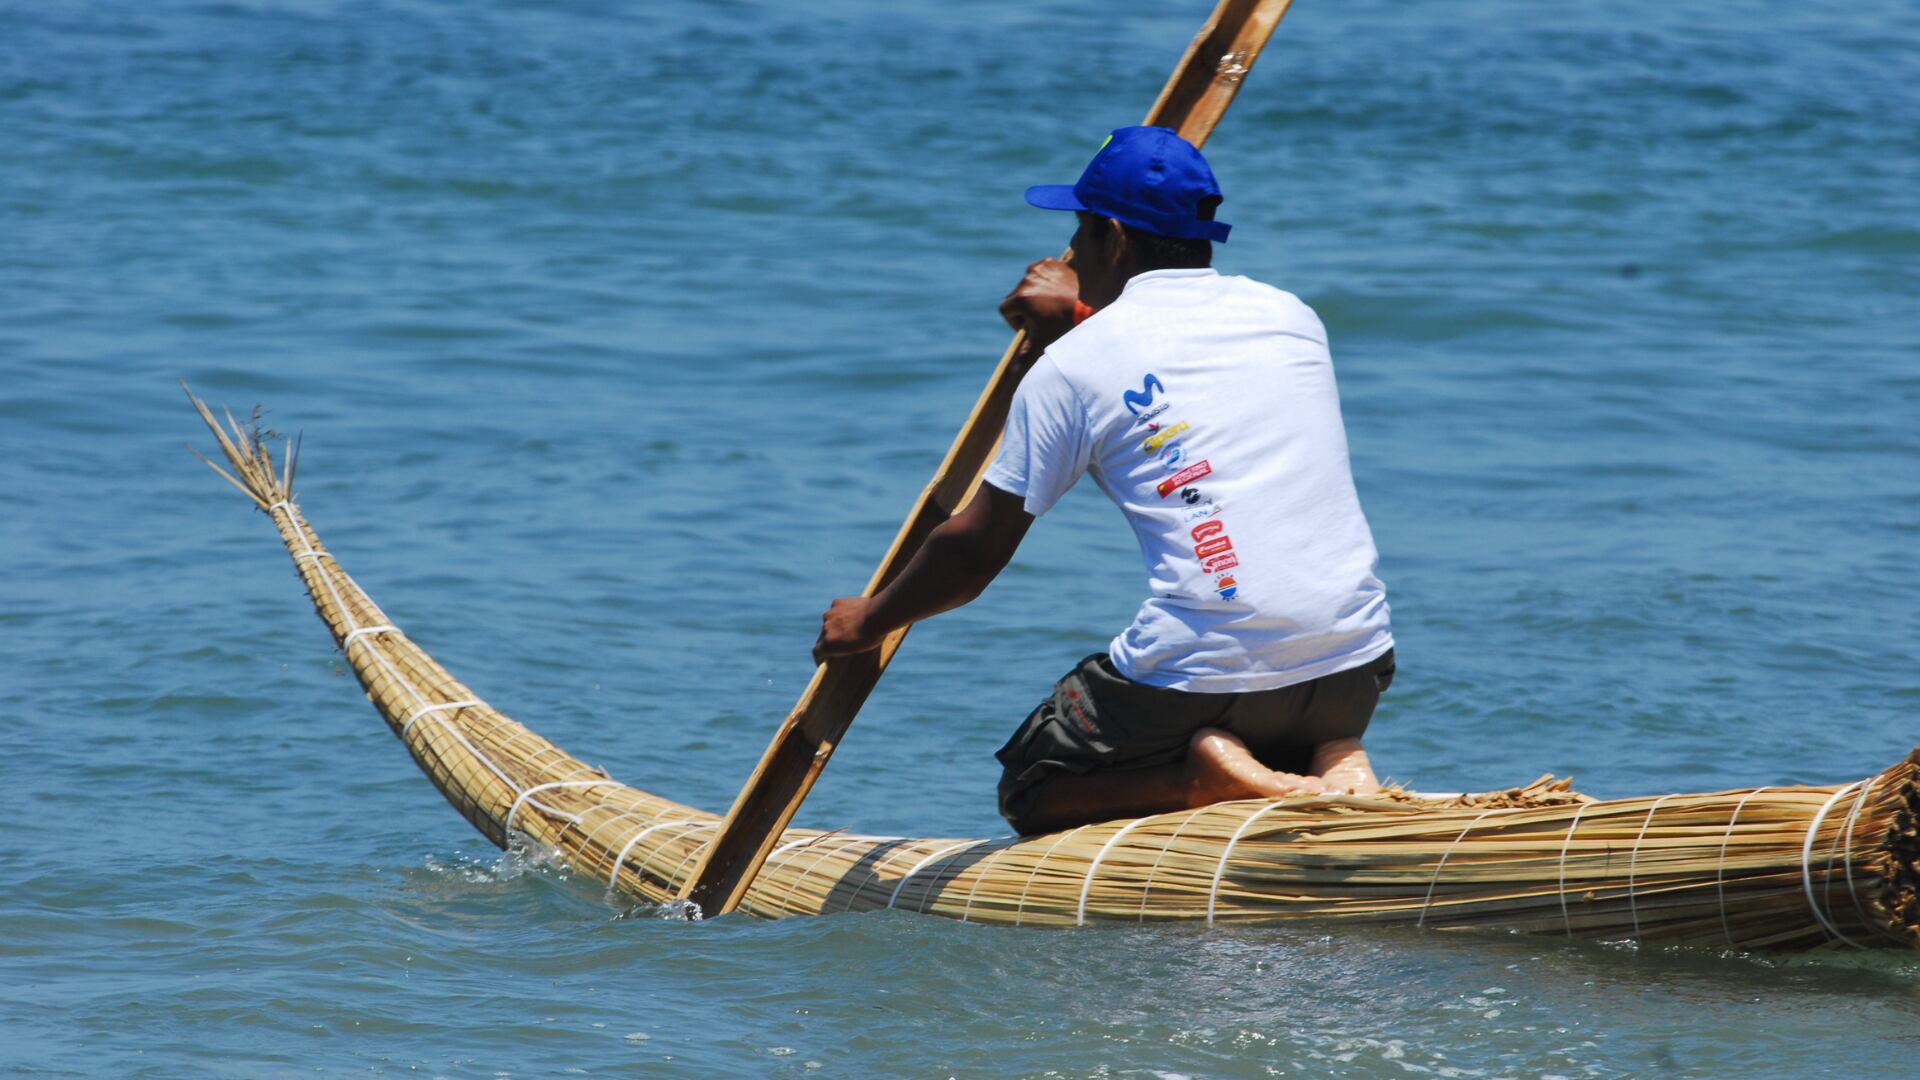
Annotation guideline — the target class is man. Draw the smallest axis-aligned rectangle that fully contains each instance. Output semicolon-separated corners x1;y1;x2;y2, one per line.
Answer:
814;126;1395;835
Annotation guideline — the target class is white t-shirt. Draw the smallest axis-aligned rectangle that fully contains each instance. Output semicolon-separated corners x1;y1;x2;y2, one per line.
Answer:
984;267;1393;692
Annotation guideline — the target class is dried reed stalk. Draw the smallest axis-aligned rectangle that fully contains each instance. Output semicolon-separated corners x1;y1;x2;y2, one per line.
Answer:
187;389;1920;949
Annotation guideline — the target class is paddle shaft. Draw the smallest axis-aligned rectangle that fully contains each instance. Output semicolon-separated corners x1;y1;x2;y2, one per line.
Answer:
679;0;1297;918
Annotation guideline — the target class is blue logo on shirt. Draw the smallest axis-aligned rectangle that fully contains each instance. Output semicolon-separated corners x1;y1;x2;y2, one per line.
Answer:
1122;374;1165;416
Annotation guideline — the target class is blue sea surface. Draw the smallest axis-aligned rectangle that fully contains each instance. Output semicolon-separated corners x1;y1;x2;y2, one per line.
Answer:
4;0;1918;1075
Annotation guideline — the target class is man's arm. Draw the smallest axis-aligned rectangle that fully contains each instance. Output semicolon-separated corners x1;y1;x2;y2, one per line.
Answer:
810;257;1078;664
812;482;1033;663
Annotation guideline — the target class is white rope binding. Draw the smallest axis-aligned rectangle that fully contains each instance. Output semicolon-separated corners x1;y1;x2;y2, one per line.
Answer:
665;824;725;890
1013;826;1090;928
1136;807;1208;922
1835;777;1880;927
1206;802;1290;927
888;840;992;912
834;837;919;915
401;700;484;740
572;808;658;866
1715;786;1768;946
958;839;1021;925
1800;782;1866;948
764;832;830;869
774;834;870;913
1077;818;1150;927
341;624;398;651
265;499;576;839
1626;794;1673;939
1416;809;1498;929
608;819;713;888
1556;802;1588;937
270;502;365;640
503;779;607;836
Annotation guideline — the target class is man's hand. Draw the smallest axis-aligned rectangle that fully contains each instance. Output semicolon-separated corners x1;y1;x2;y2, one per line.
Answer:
998;258;1080;360
812;596;887;665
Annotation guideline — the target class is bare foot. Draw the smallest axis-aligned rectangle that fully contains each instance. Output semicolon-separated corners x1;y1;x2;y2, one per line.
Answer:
1310;737;1381;796
1185;728;1326;804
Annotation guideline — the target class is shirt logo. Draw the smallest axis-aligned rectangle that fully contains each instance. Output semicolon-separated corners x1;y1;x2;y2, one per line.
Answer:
1203;552;1239;574
1182;496;1221;518
1195;535;1233;559
1156;460;1211;498
1122;374;1166;416
1191;521;1225;543
1140;421;1188;453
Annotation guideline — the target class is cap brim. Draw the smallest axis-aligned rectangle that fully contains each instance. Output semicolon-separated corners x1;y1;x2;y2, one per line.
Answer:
1024;184;1086;212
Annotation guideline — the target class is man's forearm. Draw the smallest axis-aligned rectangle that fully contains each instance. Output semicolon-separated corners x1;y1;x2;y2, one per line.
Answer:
813;482;1031;663
862;516;1003;638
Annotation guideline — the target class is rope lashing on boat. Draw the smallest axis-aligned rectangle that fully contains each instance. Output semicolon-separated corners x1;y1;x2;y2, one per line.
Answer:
609;819;714;888
958;838;1016;924
341;624;398;651
831;833;922;913
505;779;614;836
836;838;925;915
385;693;540;818
1800;781;1866;948
281;503;397;628
1014;824;1093;928
755;830;867;907
736;831;841;903
1416;809;1499;929
764;831;835;871
1715;786;1769;946
400;700;483;740
774;834;874;912
573;807;661;868
1137;806;1209;921
1836;776;1880;927
1077;817;1151;927
888;839;993;912
918;840;1015;915
1627;794;1674;939
1556;802;1589;937
1208;801;1291;927
268;500;573;830
665;823;725;888
272;501;367;643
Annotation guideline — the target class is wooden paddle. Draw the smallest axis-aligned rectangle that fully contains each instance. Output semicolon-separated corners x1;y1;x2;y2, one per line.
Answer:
679;0;1298;918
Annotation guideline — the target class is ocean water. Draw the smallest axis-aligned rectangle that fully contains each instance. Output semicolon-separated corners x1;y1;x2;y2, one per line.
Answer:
4;0;1919;1075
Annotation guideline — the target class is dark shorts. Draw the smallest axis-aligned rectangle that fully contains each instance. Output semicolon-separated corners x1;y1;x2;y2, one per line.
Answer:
994;649;1396;834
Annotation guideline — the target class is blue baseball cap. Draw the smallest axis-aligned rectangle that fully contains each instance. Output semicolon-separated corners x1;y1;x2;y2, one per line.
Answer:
1025;126;1230;243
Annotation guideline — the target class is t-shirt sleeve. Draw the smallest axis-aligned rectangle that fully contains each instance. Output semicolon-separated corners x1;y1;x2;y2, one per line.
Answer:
983;354;1093;517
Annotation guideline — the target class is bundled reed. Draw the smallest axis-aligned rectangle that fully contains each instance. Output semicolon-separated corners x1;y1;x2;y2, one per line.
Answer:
188;392;1920;950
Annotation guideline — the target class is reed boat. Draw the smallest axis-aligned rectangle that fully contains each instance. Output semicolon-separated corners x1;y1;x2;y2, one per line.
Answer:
189;395;1920;950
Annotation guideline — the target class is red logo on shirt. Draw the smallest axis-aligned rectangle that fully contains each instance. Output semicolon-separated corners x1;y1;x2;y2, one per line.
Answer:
1195;535;1233;559
1156;460;1211;498
1203;552;1239;574
1190;521;1225;543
